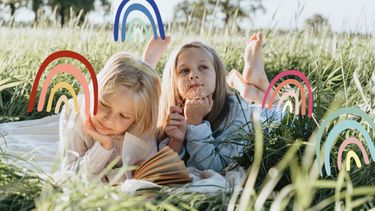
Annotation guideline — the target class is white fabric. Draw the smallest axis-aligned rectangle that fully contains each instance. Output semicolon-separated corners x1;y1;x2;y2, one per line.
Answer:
0;115;61;173
121;167;245;194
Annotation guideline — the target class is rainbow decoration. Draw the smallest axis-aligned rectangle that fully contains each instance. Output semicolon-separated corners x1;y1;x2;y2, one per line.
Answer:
262;70;313;117
276;91;301;115
55;95;70;114
337;137;370;171
316;107;375;176
46;82;79;113
127;17;150;43
113;0;165;42
28;50;98;115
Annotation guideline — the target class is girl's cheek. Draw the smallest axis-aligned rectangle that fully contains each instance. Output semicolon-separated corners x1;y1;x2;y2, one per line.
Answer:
120;120;132;133
177;83;186;99
97;106;108;117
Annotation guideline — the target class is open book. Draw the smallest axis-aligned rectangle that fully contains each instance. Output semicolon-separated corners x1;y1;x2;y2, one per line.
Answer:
122;133;192;185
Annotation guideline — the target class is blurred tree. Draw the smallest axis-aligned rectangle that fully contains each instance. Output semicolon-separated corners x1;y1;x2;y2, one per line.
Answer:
1;0;27;16
0;0;28;26
46;0;109;27
31;0;43;23
304;14;331;34
173;0;265;29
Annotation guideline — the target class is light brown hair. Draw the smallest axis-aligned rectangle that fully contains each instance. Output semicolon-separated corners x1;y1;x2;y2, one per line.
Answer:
158;41;231;139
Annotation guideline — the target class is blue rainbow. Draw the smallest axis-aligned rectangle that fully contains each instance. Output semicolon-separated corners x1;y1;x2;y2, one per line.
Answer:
324;120;375;176
316;107;375;176
121;4;157;41
114;0;165;42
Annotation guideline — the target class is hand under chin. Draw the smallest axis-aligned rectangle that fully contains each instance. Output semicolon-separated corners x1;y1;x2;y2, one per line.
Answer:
186;88;212;99
95;127;115;136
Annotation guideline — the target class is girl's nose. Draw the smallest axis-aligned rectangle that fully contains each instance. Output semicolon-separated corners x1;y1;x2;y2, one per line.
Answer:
189;75;199;80
103;112;114;124
103;116;114;128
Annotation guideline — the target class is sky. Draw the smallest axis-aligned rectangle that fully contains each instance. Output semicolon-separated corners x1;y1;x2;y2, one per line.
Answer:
6;0;375;33
252;0;375;33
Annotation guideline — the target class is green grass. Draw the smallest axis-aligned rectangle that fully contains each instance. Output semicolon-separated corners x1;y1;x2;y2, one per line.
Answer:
0;22;374;210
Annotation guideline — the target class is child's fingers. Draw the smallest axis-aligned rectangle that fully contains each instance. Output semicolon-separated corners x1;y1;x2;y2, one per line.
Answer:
185;99;199;105
184;100;201;112
196;96;209;108
170;106;183;114
89;128;112;143
165;126;177;135
166;126;177;131
168;112;184;121
84;116;110;141
187;97;206;106
168;119;184;126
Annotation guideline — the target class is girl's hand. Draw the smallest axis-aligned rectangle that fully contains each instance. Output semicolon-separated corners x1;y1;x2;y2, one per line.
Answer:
143;36;171;69
185;95;213;125
165;106;187;143
84;116;114;150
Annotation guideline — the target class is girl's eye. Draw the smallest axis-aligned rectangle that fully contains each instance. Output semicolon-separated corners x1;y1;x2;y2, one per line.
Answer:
180;68;189;74
120;114;129;119
101;101;110;108
199;65;208;71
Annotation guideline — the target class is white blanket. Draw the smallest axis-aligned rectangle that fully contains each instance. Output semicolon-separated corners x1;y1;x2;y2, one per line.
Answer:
121;167;245;194
0;115;245;193
0;115;61;173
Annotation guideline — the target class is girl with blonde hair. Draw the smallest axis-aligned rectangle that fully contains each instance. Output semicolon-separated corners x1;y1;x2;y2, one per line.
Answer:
59;52;161;181
0;37;170;183
59;36;170;182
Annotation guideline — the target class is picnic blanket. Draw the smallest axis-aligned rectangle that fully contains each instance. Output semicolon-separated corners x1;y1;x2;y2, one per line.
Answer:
0;115;245;194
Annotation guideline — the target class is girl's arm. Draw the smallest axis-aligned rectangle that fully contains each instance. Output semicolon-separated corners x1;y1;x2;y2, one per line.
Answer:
183;97;284;172
183;119;247;172
59;103;114;176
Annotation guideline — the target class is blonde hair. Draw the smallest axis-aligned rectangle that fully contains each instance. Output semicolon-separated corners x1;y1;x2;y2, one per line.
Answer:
158;41;231;139
85;52;160;139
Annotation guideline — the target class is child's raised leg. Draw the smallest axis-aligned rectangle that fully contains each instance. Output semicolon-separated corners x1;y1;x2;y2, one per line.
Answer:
227;69;266;104
143;36;171;69
243;32;269;92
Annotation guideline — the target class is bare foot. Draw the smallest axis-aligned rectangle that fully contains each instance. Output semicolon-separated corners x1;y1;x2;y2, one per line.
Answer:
243;32;269;92
227;69;248;89
227;69;265;104
143;36;171;69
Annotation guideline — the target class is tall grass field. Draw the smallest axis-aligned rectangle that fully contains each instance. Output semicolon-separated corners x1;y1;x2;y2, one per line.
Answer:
1;19;375;210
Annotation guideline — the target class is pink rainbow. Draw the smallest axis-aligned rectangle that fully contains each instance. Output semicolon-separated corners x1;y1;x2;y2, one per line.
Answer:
271;80;306;115
262;70;313;117
277;91;300;115
337;137;370;170
37;64;90;115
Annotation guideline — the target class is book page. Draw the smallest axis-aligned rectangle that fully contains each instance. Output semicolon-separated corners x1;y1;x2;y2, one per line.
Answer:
156;177;192;185
135;152;180;176
135;160;187;179
142;173;190;182
134;147;175;176
122;132;155;179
